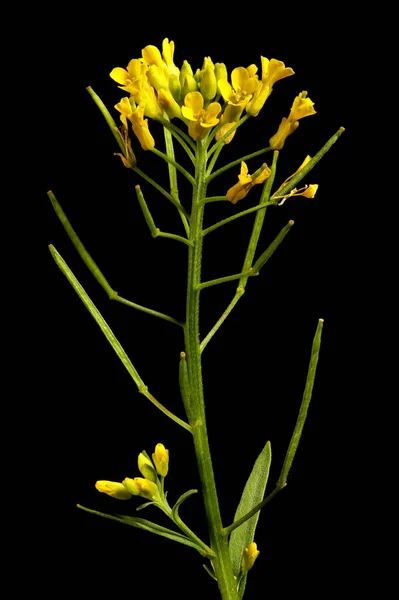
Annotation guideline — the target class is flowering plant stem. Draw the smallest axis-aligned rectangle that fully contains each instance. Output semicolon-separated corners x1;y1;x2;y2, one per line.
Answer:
184;138;240;600
50;58;344;595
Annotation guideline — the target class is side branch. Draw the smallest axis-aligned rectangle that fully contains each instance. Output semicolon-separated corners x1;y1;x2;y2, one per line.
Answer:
48;191;184;327
197;270;256;291
49;245;192;433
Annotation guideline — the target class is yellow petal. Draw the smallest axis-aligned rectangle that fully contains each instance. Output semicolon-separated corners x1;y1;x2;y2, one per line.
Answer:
289;94;316;121
246;64;258;77
115;97;133;117
226;182;249;204
181;105;196;121
110;67;128;85
231;67;249;92
218;79;234;102
184;91;204;114
142;44;163;68
302;184;318;198
162;38;175;66
252;164;271;185
203;102;221;125
127;58;145;81
266;59;295;86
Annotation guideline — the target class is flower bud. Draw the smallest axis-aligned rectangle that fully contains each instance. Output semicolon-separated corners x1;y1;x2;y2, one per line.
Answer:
168;74;182;103
158;89;181;119
241;542;260;573
182;74;198;98
95;480;132;500
215;63;228;84
124;477;160;501
152;443;169;477
122;477;141;495
147;65;169;91
138;452;157;482
179;60;194;85
200;66;217;101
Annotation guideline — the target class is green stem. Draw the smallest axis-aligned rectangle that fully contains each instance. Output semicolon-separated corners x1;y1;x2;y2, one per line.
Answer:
113;295;185;327
206;144;224;178
133;166;190;220
206;146;272;183
49;245;191;433
198;270;255;291
200;288;245;353
202;203;269;237
86;86;129;159
158;117;196;153
238;151;279;286
151;147;195;186
221;484;286;537
251;220;295;273
202;196;228;204
184;139;240;600
153;229;193;247
277;319;324;486
162;118;191;236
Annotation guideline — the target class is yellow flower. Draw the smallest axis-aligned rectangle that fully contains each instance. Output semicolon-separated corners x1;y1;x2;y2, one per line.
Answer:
95;480;132;500
138;452;157;482
152;443;169;477
218;67;259;107
181;92;221;141
247;57;294;116
110;59;147;96
272;156;318;205
162;38;179;76
115;99;155;151
241;542;260;573
226;162;271;204
123;477;160;501
269;92;316;149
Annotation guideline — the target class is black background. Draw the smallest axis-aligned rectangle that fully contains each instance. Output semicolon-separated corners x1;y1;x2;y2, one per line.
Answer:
33;13;356;600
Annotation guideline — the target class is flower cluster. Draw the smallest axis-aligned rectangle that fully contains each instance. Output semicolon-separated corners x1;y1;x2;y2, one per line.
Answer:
95;443;169;502
110;38;295;149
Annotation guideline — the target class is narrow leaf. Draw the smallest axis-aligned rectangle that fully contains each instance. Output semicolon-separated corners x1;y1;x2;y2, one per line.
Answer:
77;505;203;553
229;441;272;583
172;489;198;521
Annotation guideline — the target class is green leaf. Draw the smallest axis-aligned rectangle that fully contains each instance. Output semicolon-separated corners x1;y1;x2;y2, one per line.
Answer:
229;441;272;593
135;502;154;512
77;504;203;553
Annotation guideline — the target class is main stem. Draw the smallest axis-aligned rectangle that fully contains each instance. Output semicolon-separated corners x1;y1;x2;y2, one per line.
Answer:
184;139;239;600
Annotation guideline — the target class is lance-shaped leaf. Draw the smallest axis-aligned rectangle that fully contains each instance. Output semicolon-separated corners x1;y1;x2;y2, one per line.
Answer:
77;505;205;554
229;441;271;595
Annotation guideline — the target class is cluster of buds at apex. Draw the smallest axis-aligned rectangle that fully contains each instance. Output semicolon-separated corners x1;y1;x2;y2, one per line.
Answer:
109;37;296;148
241;542;260;573
95;443;169;501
